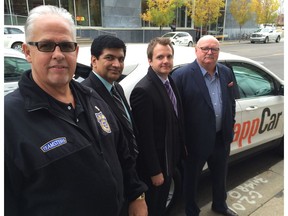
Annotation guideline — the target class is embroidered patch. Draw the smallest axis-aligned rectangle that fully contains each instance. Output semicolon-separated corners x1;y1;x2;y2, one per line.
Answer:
40;137;67;153
95;111;112;133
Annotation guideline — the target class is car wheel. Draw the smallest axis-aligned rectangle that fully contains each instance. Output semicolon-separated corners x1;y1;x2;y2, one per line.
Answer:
188;41;193;47
12;42;23;52
165;167;182;214
264;37;269;43
251;41;255;43
275;36;280;43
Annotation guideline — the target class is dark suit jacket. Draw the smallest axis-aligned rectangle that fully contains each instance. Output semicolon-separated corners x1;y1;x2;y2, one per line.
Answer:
82;72;138;158
130;66;185;178
172;60;236;159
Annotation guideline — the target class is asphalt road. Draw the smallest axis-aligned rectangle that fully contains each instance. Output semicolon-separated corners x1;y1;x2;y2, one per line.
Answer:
219;39;284;80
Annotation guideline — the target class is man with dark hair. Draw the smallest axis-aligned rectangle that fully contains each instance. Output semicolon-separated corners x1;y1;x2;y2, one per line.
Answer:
82;35;139;159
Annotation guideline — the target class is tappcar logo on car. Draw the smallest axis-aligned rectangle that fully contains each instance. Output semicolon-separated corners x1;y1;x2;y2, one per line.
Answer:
233;107;282;147
40;137;67;153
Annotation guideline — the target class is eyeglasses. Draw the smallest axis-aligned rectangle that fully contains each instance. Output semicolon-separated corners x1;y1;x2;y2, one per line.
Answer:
28;41;77;52
198;47;220;53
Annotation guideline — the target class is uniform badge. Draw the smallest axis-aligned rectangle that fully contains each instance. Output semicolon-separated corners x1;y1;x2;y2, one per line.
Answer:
95;111;111;133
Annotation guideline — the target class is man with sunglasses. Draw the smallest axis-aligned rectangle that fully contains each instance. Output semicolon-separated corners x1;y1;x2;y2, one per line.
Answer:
4;5;147;216
172;35;238;216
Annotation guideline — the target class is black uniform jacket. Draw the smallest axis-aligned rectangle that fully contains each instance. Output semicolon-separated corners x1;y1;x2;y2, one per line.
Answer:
130;67;185;178
4;70;147;216
82;72;138;158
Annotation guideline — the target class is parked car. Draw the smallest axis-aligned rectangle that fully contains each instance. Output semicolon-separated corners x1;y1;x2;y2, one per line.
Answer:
4;48;31;95
111;44;284;212
4;25;25;52
162;31;194;47
250;27;281;43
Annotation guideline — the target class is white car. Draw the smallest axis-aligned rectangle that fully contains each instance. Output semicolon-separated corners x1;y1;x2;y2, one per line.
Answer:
4;48;31;95
250;27;281;43
162;31;194;47
117;44;284;210
4;25;26;52
77;44;284;158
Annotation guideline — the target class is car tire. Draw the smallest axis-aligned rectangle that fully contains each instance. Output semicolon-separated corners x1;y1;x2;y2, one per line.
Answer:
275;36;280;43
12;42;23;52
264;37;269;43
251;41;255;43
188;41;193;47
165;167;182;214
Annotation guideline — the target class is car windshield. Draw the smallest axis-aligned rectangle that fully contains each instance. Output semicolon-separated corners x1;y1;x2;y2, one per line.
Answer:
255;28;272;33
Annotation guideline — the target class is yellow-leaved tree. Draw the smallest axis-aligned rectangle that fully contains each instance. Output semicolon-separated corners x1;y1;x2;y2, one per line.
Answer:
250;0;280;26
230;0;253;41
185;0;225;37
141;0;184;33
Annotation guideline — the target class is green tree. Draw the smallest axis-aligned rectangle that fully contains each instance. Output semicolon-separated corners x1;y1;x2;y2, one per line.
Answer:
185;0;225;36
230;0;253;41
250;0;280;25
141;0;184;33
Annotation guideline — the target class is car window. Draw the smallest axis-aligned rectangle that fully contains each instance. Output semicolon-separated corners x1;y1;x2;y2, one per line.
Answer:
4;56;31;82
227;62;274;98
5;27;24;34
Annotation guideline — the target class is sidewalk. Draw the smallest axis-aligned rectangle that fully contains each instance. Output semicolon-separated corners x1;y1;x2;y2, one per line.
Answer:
249;190;284;216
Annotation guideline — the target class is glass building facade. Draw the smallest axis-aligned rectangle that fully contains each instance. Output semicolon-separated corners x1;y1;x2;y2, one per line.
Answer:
4;0;102;26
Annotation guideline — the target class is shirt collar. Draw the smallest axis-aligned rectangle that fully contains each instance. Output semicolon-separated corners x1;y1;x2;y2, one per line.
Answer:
197;62;219;77
92;70;113;92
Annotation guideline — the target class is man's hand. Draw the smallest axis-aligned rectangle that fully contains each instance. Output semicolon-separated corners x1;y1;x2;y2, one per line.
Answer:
128;199;148;216
151;173;164;186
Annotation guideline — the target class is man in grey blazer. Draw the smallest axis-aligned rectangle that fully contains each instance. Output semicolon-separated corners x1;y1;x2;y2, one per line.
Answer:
172;35;238;216
130;37;186;216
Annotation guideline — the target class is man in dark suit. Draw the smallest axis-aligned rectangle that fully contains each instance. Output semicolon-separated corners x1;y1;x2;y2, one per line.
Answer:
130;37;185;216
82;35;139;160
81;35;145;215
172;35;238;216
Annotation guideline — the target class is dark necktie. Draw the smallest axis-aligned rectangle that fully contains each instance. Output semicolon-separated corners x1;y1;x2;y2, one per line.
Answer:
164;81;178;116
111;86;139;155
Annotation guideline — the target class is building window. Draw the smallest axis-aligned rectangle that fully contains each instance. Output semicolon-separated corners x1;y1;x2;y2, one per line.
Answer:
89;0;101;26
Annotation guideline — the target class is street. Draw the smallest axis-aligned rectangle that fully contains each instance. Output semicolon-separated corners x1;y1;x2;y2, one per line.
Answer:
168;40;284;216
219;39;284;80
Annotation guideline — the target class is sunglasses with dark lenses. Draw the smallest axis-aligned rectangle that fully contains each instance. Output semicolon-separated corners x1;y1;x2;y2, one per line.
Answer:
28;41;77;52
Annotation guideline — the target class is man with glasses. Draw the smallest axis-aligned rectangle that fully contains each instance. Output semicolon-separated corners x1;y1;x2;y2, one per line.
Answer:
4;5;147;216
172;35;238;216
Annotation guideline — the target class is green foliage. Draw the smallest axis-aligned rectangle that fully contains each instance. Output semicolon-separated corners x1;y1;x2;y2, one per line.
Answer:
185;0;225;27
141;0;185;30
250;0;280;25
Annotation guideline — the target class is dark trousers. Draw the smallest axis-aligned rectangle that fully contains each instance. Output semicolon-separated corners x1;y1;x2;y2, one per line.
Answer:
184;133;231;216
143;175;172;216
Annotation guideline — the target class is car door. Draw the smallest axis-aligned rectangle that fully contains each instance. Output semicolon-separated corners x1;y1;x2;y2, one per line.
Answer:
222;61;284;155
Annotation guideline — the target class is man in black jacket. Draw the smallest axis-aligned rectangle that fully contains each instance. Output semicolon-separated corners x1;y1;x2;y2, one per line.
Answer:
130;37;186;216
82;35;139;159
4;5;147;216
